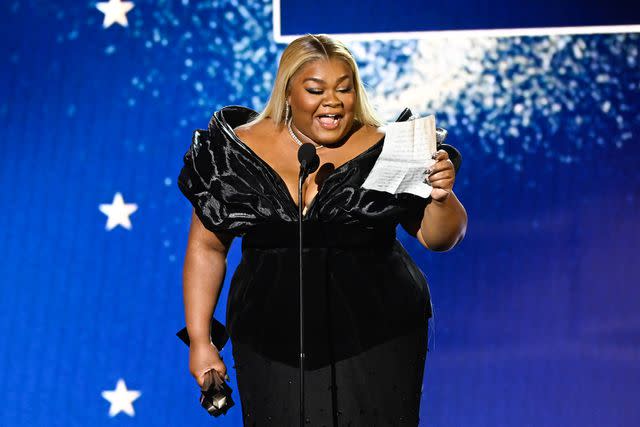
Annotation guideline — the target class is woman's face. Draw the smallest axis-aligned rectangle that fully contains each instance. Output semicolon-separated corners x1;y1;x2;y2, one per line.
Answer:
287;57;356;145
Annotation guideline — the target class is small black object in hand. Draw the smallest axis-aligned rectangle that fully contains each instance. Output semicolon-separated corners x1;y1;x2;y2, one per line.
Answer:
176;317;234;416
200;379;235;417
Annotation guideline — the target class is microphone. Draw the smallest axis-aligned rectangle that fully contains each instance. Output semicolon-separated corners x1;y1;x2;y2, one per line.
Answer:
297;143;320;178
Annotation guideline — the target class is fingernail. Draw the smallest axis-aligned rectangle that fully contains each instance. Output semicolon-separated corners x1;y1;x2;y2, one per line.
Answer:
431;152;438;160
424;168;432;175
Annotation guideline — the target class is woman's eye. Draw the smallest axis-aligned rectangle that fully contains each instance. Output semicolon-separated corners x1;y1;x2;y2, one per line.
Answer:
305;87;352;94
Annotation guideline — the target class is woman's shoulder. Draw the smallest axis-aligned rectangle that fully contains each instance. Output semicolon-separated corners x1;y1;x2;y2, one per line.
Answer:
352;123;385;145
234;116;279;144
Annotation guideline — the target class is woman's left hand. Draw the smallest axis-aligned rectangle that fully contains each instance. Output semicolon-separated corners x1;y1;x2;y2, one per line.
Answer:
424;149;455;203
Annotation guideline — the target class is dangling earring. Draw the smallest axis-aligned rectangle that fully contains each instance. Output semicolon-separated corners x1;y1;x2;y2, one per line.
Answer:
284;101;290;124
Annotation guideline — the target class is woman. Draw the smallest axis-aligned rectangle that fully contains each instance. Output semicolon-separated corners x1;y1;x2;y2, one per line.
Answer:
178;34;467;426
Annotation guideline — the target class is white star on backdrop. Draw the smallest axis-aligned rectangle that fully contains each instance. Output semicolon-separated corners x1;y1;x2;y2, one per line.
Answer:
96;0;135;28
99;192;138;230
102;378;141;417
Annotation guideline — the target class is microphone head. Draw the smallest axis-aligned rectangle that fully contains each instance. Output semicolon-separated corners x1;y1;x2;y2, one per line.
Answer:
298;143;316;163
298;143;320;173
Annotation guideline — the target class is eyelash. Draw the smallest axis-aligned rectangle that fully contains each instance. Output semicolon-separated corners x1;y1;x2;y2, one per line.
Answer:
306;88;353;94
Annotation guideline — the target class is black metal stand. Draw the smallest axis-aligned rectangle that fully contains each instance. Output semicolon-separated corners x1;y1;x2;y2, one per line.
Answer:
298;169;306;427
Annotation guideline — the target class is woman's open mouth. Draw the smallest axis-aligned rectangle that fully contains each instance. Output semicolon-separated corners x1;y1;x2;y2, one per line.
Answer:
316;114;343;130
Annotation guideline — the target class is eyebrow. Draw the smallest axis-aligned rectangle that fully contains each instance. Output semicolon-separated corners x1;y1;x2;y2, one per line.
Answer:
303;75;351;84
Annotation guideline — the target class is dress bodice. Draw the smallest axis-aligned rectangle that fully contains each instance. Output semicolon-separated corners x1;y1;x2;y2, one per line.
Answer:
177;106;430;237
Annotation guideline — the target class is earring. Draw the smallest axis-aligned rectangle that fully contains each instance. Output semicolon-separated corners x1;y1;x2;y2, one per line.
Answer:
284;101;290;124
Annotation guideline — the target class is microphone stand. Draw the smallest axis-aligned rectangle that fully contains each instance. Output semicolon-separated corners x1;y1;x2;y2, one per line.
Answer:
298;168;306;427
295;142;319;427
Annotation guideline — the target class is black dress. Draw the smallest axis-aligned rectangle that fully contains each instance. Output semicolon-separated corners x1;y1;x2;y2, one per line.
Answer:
178;106;434;426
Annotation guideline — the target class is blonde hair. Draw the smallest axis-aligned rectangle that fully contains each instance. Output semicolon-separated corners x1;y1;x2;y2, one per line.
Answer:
253;34;382;127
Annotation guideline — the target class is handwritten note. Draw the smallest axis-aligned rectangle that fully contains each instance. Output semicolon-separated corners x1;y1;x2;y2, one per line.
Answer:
361;115;437;198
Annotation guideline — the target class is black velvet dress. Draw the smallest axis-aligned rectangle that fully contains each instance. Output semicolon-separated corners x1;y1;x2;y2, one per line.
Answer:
178;106;434;426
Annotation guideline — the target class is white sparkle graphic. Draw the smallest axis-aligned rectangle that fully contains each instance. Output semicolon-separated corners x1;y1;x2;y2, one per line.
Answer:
96;0;135;29
101;378;141;417
99;192;138;230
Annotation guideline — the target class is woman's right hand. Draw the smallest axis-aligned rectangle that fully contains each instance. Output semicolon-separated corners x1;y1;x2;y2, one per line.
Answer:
189;342;229;389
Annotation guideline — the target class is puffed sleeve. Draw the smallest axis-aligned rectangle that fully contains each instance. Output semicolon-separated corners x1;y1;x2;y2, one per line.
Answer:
177;123;270;236
177;128;233;234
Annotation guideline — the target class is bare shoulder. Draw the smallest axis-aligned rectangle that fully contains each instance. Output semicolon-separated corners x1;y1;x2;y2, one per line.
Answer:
354;124;385;145
371;125;385;141
233;117;278;144
232;120;258;141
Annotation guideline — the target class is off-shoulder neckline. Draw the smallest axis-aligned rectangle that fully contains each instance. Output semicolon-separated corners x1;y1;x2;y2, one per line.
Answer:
214;106;385;219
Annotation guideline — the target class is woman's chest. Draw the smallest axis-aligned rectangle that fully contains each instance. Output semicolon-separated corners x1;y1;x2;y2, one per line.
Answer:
251;136;385;213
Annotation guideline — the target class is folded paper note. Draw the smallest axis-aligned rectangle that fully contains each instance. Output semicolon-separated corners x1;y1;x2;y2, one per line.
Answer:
361;115;437;198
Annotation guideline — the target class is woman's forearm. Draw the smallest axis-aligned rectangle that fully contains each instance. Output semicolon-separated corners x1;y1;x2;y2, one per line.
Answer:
182;246;227;347
420;191;467;251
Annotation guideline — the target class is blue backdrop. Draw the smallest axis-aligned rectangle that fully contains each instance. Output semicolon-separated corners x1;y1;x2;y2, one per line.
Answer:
1;1;639;426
